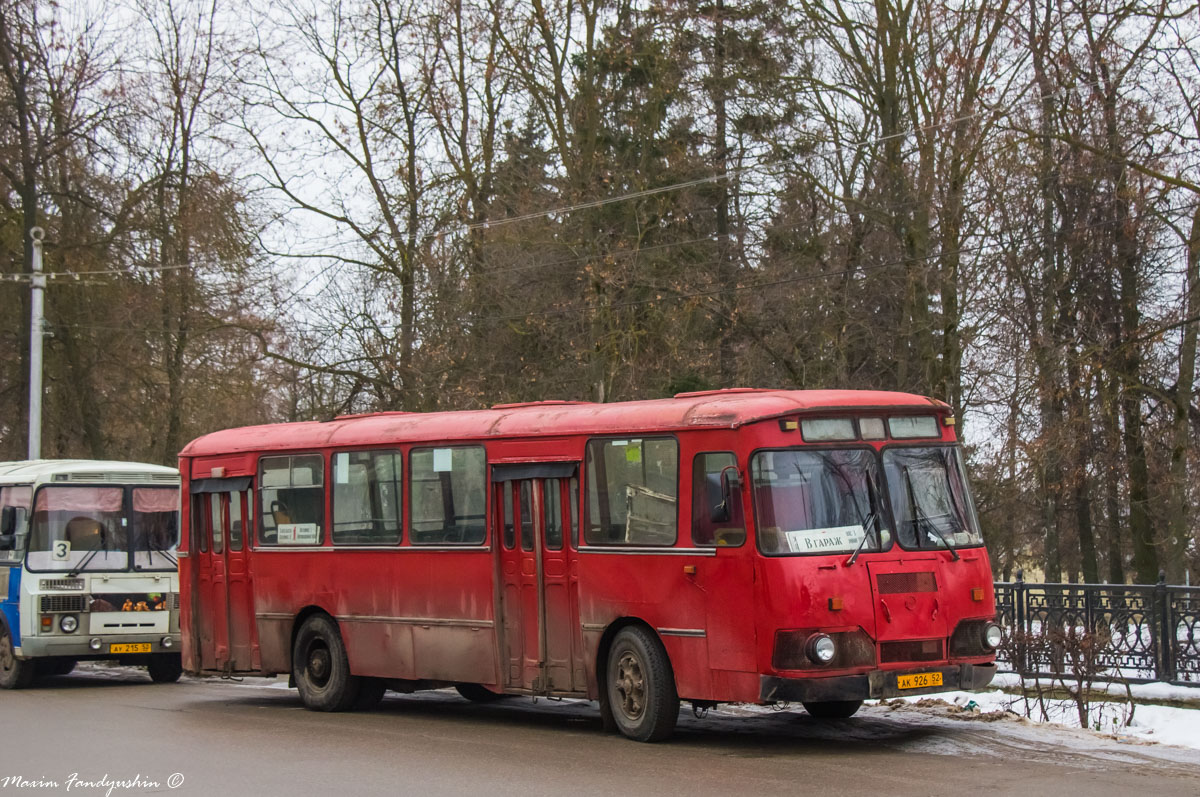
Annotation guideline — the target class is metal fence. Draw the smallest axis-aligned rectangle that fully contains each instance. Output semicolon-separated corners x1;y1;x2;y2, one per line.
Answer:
993;573;1200;685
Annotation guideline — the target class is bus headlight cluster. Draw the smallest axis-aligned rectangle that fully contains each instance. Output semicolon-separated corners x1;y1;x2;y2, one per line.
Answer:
59;615;78;634
806;633;837;665
982;622;1003;651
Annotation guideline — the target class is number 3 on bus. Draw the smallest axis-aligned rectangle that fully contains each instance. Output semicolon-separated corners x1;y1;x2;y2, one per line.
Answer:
179;389;1000;742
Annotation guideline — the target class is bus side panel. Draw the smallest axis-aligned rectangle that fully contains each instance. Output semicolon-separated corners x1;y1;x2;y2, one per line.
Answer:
577;553;712;700
1;564;19;649
334;551;498;684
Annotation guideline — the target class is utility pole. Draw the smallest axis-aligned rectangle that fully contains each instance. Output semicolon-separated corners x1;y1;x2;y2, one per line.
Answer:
28;226;45;461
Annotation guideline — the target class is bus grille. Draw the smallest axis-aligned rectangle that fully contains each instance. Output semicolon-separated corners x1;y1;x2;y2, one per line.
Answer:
171;593;180;610
40;595;86;613
876;572;937;594
880;639;943;663
39;578;84;591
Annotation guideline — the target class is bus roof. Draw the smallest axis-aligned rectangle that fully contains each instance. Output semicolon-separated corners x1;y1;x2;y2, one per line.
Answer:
181;389;949;458
0;459;179;484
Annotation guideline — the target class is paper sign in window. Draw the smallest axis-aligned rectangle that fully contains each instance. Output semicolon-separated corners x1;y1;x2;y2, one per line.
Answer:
277;523;319;544
783;525;865;554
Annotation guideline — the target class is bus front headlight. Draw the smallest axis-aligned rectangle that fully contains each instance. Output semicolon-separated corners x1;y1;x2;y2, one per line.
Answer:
806;633;837;665
59;615;78;634
982;622;1003;651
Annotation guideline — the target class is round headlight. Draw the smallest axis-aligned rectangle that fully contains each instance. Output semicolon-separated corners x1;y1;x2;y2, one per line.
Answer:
806;633;837;665
982;622;1003;650
161;636;174;649
89;637;102;651
59;615;78;634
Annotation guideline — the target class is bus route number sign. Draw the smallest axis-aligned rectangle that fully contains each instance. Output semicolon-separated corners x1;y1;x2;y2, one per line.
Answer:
897;672;943;690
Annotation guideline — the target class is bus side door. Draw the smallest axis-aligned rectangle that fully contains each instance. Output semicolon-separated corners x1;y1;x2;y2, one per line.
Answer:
496;474;583;694
192;493;222;671
223;490;258;671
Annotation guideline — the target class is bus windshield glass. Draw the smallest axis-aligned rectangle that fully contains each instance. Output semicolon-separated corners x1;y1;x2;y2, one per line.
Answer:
26;485;180;572
752;449;887;555
883;446;983;550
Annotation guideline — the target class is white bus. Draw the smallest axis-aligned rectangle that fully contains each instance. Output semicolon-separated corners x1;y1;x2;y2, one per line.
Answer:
0;460;182;688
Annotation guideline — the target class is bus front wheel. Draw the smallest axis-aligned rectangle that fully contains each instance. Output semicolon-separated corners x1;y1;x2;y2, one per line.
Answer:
293;614;361;711
605;626;679;742
147;654;182;683
0;620;33;689
802;699;863;719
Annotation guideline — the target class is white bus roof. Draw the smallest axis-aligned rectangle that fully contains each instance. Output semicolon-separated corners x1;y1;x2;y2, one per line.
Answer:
0;459;179;485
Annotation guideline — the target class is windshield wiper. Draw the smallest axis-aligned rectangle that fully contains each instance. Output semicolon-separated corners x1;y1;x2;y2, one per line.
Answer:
137;529;177;569
902;465;959;561
68;526;109;577
845;469;883;567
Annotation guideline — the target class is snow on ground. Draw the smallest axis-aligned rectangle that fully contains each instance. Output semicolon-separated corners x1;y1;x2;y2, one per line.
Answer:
873;677;1200;752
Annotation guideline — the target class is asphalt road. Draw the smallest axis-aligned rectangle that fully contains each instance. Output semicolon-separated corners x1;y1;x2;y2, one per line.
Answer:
1;666;1198;797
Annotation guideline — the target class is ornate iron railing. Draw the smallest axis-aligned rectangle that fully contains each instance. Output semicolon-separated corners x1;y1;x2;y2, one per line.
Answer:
994;573;1200;686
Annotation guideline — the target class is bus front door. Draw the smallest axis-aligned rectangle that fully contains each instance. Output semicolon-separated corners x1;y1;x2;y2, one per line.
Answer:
496;476;583;694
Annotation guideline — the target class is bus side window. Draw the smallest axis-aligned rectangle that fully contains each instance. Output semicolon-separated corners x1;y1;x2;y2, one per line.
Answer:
692;452;745;547
409;447;486;545
584;438;678;546
0;486;31;558
258;454;325;546
331;450;402;545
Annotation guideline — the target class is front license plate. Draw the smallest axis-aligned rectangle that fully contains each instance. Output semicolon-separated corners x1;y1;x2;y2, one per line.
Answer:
897;671;943;690
109;643;151;654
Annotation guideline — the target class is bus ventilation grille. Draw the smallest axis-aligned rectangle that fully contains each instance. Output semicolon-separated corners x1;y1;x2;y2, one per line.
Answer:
40;595;86;613
876;572;937;594
39;578;84;591
171;593;180;610
880;639;943;663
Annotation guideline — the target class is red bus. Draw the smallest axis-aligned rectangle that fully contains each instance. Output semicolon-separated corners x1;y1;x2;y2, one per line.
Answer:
179;389;999;742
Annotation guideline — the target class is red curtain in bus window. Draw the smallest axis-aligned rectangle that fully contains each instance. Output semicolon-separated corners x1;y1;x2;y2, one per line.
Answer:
34;487;123;512
133;488;178;512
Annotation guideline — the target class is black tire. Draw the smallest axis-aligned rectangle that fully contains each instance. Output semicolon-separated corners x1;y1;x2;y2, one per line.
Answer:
36;658;77;677
292;614;360;711
455;683;506;702
605;626;679;742
354;677;387;710
802;699;863;719
0;620;33;689
147;654;183;683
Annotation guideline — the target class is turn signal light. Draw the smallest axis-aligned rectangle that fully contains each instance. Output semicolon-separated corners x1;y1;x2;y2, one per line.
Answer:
683;565;696;575
779;419;799;431
828;597;844;611
971;587;985;601
41;615;52;631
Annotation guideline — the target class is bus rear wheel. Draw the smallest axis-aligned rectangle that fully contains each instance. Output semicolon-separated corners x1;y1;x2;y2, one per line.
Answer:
293;614;361;711
0;621;33;689
147;654;183;683
802;699;863;719
606;626;679;742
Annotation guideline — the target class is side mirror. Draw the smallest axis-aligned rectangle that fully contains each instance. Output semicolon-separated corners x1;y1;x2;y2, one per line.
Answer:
710;466;743;523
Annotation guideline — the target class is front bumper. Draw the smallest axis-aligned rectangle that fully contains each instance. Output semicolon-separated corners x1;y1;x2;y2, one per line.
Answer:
16;633;180;660
761;662;996;703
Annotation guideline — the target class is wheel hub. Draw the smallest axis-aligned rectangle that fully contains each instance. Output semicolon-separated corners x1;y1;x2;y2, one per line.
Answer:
307;644;331;684
614;651;645;720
